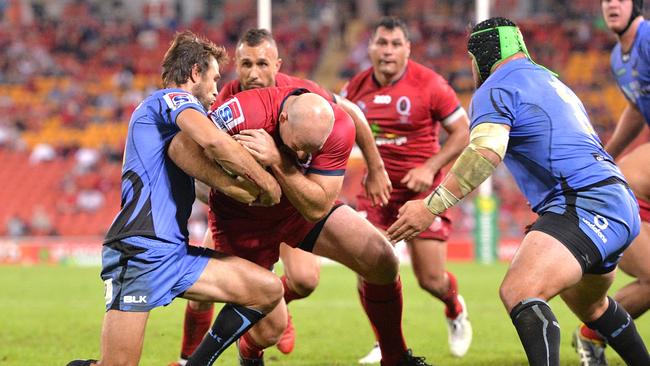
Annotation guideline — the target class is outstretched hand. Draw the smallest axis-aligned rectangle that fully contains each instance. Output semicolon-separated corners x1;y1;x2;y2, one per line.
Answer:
386;200;436;243
234;129;281;167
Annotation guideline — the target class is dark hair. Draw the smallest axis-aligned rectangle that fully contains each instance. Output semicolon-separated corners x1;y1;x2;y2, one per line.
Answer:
371;16;410;41
237;28;277;48
468;17;518;81
161;30;227;87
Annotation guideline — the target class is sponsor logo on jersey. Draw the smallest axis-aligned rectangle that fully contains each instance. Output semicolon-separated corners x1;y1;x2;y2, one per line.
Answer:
123;295;148;304
373;95;392;104
580;214;609;243
211;97;245;131
375;136;407;146
163;92;200;111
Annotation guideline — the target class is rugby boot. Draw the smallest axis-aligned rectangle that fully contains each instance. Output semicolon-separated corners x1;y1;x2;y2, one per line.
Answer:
66;360;97;366
446;294;472;357
387;349;432;366
572;326;608;366
358;342;382;364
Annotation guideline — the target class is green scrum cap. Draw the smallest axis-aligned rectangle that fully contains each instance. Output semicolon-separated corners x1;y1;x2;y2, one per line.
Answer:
467;17;532;82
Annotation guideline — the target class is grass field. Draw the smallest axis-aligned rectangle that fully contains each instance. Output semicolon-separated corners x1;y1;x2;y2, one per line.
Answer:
1;262;648;365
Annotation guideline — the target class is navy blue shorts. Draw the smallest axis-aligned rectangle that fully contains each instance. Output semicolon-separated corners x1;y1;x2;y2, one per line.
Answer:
531;179;640;274
101;236;211;311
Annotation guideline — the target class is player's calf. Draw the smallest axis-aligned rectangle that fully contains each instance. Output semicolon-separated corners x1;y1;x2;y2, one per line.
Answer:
510;298;561;366
186;304;266;366
584;297;650;366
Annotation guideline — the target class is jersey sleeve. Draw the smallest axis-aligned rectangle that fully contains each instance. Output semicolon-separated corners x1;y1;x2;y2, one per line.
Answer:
428;74;462;124
208;95;248;134
469;87;516;130
160;90;206;126
307;105;355;175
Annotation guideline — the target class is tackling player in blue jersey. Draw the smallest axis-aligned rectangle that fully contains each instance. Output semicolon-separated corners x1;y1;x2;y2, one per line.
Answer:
68;31;284;366
387;17;650;366
572;1;650;364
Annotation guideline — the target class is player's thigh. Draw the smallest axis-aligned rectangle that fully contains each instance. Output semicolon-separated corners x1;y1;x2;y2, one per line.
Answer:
619;221;650;279
183;253;281;310
312;205;398;281
618;142;650;201
101;310;149;366
501;230;583;311
407;237;447;279
279;243;320;289
560;271;615;323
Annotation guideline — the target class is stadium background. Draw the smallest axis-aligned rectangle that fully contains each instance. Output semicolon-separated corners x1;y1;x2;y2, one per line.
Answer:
0;0;649;364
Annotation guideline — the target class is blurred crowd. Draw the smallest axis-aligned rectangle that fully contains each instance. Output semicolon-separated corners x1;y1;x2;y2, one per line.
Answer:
0;0;632;240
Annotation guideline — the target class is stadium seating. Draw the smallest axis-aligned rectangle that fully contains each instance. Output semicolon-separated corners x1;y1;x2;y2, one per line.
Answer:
0;0;631;239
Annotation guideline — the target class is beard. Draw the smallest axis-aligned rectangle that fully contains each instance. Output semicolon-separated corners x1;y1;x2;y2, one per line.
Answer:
191;82;213;110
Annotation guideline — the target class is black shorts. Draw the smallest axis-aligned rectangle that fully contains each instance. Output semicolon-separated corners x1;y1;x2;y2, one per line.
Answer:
529;211;613;274
297;203;345;252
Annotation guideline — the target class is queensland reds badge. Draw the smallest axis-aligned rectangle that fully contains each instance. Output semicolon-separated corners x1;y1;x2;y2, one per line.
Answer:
396;96;411;123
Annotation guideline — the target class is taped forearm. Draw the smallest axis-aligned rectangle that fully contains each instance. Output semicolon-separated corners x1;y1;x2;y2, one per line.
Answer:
424;122;507;215
424;147;496;215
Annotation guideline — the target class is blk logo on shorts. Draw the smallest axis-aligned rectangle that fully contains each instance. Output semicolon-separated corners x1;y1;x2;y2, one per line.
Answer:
123;295;148;304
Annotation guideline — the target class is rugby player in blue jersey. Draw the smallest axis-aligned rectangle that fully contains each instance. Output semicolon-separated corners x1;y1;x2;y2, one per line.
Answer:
571;1;650;364
387;17;650;366
67;31;284;366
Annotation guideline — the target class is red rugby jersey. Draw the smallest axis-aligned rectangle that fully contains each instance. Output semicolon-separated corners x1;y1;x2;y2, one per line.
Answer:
341;60;462;185
207;86;355;221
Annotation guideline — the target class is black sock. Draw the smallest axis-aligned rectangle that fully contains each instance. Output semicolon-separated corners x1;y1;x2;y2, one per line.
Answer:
510;298;560;366
586;297;650;366
186;304;264;366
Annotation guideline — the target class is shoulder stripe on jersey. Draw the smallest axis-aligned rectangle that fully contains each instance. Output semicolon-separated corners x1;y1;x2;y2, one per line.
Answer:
306;168;346;176
440;105;466;126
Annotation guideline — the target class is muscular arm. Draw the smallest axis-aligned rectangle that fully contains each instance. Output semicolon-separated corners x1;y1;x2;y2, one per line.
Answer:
271;149;344;222
195;181;210;204
175;108;280;203
334;94;391;205
168;132;260;205
605;103;646;159
426;112;470;172
387;123;509;242
401;110;470;192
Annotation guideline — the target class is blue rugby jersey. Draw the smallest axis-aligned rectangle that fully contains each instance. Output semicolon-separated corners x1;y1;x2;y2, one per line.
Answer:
104;88;206;245
469;58;625;213
611;20;650;125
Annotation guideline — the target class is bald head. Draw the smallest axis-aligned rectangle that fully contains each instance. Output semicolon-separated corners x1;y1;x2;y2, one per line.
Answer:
280;93;335;154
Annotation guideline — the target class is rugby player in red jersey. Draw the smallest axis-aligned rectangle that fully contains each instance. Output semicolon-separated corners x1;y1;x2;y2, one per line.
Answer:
170;28;391;366
341;17;472;362
168;86;431;366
